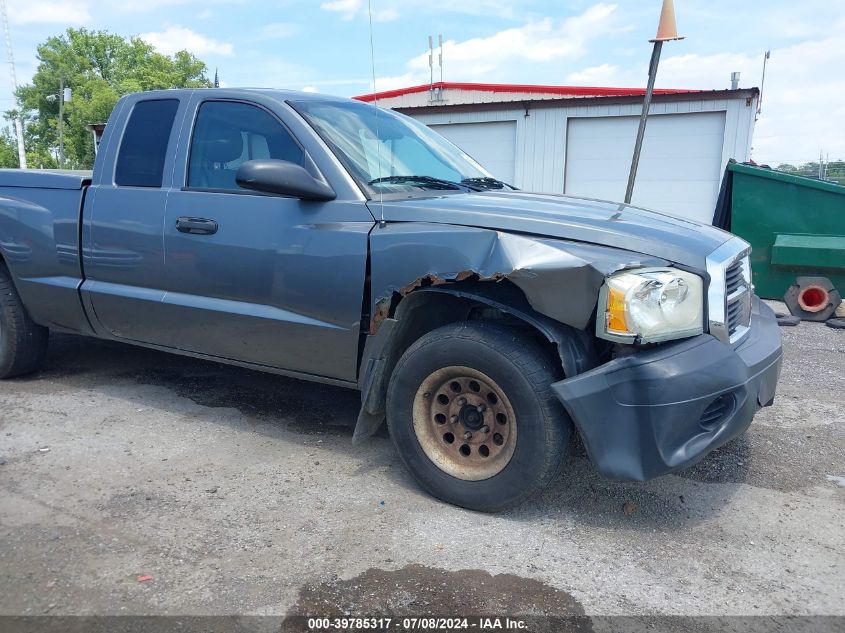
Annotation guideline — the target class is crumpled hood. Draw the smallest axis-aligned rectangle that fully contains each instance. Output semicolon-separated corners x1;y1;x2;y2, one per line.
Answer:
376;190;733;268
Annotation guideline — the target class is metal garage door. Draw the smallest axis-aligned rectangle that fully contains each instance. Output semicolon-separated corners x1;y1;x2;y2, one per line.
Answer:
429;121;517;185
564;112;726;223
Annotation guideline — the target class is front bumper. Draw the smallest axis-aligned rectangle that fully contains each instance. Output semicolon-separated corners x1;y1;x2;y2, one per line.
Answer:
551;297;783;481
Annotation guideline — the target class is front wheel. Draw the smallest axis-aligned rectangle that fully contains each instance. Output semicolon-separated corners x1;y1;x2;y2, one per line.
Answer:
386;321;570;511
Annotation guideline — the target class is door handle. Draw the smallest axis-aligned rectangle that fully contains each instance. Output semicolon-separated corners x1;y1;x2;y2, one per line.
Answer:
175;217;218;235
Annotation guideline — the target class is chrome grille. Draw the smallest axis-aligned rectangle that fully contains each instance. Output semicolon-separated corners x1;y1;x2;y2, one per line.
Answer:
725;257;751;340
706;237;753;345
725;260;744;296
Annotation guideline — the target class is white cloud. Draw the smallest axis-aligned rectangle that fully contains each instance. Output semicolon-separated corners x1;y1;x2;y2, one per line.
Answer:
566;63;625;85
140;26;233;56
374;7;399;22
7;0;90;24
371;3;622;89
414;4;620;72
370;72;420;93
111;0;235;12
320;0;361;21
320;0;518;21
564;32;845;163
301;86;319;93
656;37;845;163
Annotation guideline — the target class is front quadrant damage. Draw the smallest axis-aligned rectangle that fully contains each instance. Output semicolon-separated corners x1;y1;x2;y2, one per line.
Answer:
352;224;668;444
368;224;666;334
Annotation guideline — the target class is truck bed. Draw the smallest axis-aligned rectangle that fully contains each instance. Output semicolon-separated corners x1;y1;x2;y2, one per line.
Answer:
0;169;92;190
0;168;92;334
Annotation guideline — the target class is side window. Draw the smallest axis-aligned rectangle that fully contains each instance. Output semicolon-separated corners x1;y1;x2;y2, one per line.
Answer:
187;101;304;191
115;99;180;187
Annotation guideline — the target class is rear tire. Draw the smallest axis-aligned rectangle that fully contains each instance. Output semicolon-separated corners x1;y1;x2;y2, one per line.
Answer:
386;321;570;511
0;263;49;378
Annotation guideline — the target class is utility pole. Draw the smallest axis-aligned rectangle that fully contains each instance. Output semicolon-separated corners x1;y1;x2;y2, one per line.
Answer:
58;75;65;169
624;0;684;204
0;0;27;168
47;76;71;168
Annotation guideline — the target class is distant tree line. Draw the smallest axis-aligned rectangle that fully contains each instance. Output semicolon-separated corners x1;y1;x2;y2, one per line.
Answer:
1;28;212;169
775;161;845;186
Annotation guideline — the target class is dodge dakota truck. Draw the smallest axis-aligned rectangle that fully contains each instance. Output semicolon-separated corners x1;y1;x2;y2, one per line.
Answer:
0;89;783;511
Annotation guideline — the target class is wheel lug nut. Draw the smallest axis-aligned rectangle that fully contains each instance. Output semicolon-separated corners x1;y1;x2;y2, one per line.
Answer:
481;425;490;433
450;415;459;423
463;432;472;440
476;404;486;413
457;397;467;406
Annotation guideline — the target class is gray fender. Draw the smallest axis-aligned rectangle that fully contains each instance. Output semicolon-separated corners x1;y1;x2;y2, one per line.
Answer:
366;223;667;336
353;223;669;444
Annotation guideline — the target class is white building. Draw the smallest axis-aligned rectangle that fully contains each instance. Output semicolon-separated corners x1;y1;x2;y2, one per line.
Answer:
354;82;759;224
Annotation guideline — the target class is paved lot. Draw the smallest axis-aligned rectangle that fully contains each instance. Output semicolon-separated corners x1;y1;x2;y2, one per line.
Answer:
1;303;843;620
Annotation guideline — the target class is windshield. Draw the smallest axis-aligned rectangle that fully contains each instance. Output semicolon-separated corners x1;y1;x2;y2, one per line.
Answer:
291;99;499;196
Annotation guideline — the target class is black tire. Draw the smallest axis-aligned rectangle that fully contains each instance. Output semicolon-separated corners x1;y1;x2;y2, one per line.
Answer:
0;263;49;378
386;321;570;511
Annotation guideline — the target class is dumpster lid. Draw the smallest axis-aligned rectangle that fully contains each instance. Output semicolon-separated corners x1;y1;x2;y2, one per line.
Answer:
728;163;845;195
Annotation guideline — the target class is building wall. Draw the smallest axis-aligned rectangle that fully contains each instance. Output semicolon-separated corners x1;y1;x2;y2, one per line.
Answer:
403;94;758;217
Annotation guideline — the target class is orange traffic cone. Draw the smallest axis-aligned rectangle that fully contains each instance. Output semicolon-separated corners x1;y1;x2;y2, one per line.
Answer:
650;0;684;42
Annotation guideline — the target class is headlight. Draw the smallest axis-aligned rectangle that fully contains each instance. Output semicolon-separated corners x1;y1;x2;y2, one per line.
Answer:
597;268;704;344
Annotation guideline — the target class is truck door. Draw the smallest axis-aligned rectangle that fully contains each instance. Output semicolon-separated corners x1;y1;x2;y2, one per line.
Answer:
160;96;372;382
82;96;190;345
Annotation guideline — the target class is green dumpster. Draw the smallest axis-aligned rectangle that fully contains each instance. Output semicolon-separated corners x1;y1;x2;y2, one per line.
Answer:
728;162;845;300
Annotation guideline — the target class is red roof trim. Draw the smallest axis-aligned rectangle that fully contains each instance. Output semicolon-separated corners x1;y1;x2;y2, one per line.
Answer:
353;81;697;103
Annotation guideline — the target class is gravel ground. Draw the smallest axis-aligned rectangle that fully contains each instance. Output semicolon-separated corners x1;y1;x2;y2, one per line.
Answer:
0;301;843;620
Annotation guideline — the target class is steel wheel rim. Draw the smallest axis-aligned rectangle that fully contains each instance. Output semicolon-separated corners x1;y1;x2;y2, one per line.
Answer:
412;365;517;481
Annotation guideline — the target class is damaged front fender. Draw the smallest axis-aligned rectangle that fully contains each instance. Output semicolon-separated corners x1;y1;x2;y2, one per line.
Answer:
353;222;668;444
368;222;668;334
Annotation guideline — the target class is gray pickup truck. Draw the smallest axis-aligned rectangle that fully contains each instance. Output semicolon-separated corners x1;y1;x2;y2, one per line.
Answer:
0;89;782;510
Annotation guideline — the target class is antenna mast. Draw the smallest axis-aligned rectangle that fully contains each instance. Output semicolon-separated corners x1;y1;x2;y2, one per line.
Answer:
428;35;434;100
438;34;443;84
756;50;770;120
0;0;26;168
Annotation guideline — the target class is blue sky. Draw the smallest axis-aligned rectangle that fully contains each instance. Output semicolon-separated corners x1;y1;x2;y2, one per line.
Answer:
2;0;843;164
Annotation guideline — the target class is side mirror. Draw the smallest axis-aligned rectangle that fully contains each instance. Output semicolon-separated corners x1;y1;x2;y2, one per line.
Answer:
235;159;336;201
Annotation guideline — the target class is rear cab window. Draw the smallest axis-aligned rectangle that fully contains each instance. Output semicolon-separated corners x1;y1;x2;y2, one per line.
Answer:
114;99;180;187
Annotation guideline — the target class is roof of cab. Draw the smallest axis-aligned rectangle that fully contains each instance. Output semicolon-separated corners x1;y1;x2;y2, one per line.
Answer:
122;87;354;104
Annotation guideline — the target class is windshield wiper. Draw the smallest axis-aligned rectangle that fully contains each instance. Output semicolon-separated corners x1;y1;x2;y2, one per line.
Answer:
460;177;514;190
368;175;482;192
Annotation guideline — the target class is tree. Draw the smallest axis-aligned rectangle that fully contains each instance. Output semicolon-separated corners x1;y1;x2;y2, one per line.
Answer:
0;127;20;168
826;161;845;186
776;160;845;186
9;28;212;169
